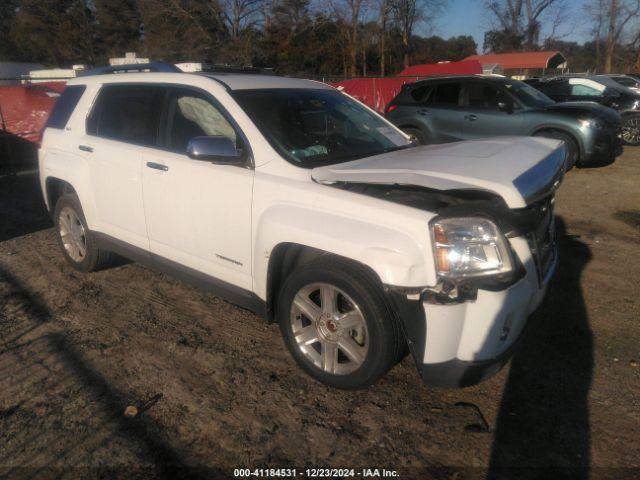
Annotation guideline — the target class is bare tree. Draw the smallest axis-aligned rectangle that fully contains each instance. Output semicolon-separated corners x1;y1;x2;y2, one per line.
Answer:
377;0;391;75
333;0;367;77
222;0;264;37
485;0;566;49
392;0;445;69
603;0;640;72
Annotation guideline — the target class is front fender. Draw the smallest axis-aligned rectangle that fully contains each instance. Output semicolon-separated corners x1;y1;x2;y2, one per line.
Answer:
252;204;435;300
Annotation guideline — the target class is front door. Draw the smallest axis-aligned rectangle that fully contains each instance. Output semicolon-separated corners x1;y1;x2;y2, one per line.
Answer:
141;87;254;290
460;81;524;140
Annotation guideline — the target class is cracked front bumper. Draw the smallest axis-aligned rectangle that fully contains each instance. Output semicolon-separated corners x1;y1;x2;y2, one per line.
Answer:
389;236;556;388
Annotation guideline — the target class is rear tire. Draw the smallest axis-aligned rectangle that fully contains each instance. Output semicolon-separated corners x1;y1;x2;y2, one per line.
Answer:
534;130;579;170
54;194;116;272
277;257;404;389
402;127;428;145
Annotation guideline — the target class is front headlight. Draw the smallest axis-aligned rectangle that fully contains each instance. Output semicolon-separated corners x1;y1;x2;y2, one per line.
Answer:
578;118;605;130
431;217;514;279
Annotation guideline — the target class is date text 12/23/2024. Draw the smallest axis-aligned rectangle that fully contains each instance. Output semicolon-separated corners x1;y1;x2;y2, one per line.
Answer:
234;468;400;478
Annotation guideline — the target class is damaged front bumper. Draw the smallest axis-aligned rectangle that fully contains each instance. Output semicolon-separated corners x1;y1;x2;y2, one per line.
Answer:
387;236;557;388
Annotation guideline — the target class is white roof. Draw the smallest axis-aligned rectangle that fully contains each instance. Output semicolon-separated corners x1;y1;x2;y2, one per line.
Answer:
68;72;332;91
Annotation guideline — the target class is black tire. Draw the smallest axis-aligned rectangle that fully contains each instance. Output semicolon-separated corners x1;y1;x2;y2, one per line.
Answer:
277;257;404;389
402;127;428;145
534;130;579;169
621;113;640;146
53;193;116;272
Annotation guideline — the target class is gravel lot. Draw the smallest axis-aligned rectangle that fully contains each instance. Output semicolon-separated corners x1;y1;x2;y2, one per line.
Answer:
1;148;639;479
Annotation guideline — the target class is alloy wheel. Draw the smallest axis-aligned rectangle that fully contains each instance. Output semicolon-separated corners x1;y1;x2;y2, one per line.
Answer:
290;283;369;375
59;206;87;263
622;116;640;145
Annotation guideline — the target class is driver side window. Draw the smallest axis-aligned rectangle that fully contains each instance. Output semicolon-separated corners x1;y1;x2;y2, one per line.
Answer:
465;82;508;110
164;88;237;153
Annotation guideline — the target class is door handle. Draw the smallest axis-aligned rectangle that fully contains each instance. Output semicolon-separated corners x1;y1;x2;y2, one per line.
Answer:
464;114;478;121
146;162;168;172
418;108;429;115
78;144;93;153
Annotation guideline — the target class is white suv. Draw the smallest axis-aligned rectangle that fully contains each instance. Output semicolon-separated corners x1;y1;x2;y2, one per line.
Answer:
39;69;564;389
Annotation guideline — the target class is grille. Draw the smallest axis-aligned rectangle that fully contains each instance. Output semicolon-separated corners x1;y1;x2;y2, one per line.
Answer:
527;196;557;285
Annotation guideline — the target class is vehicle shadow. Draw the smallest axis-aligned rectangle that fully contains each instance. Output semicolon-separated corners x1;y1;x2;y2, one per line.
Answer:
0;265;211;478
487;217;593;479
0;172;52;242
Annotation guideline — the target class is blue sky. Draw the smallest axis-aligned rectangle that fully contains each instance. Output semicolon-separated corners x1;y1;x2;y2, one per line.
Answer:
428;0;591;51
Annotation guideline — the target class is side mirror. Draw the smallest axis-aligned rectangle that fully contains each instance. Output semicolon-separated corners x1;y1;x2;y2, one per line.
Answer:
186;136;244;165
497;101;514;114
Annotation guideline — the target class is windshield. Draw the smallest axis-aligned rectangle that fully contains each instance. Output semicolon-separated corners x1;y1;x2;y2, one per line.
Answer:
232;88;413;167
502;79;555;107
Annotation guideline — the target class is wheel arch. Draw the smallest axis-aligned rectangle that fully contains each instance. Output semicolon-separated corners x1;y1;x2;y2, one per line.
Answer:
530;125;584;159
44;177;77;214
264;243;387;323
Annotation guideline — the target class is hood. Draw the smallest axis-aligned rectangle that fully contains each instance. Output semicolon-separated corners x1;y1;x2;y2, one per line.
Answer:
312;137;565;209
538;101;621;123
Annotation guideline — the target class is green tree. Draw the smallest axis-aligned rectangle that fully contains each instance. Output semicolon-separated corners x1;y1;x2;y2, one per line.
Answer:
94;0;142;58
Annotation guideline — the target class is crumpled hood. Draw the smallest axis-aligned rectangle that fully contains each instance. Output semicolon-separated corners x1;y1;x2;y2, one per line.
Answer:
312;137;565;209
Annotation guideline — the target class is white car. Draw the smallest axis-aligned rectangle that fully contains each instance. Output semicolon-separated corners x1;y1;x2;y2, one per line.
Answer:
39;67;564;389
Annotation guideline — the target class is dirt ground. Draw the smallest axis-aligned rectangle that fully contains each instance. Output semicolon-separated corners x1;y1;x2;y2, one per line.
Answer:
1;148;639;480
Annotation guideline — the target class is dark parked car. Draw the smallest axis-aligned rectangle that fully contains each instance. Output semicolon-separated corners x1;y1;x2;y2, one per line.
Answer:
526;75;640;145
601;74;640;93
385;75;623;168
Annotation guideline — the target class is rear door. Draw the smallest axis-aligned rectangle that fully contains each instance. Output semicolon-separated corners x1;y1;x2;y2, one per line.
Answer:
421;81;464;142
460;80;524;140
80;84;164;250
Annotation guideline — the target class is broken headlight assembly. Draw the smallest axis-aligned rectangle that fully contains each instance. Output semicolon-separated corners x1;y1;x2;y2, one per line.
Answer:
431;217;514;279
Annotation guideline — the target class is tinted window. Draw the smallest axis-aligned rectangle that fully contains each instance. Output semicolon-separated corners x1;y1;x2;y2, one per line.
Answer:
87;85;164;146
541;80;570;96
410;85;433;102
46;85;86;129
430;83;461;106
465;82;506;109
164;88;236;152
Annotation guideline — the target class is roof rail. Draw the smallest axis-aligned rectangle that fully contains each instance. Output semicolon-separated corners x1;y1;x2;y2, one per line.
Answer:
78;62;181;77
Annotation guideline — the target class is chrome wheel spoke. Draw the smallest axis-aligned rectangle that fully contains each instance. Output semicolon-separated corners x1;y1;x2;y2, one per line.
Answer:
338;337;366;365
295;326;319;346
320;285;338;314
293;292;321;321
337;310;362;330
322;342;338;374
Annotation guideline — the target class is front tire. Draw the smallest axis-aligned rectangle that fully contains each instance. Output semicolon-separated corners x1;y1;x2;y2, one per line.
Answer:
402;127;428;145
277;257;404;389
621;113;640;146
54;194;115;272
534;130;579;169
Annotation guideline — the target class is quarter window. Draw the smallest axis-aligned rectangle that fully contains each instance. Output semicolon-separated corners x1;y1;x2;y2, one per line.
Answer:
164;89;237;152
87;85;164;146
46;85;86;129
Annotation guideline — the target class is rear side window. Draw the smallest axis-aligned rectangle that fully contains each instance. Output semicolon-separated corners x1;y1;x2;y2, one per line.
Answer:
540;80;570;96
87;85;164;146
410;85;433;102
430;83;462;106
46;85;86;129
